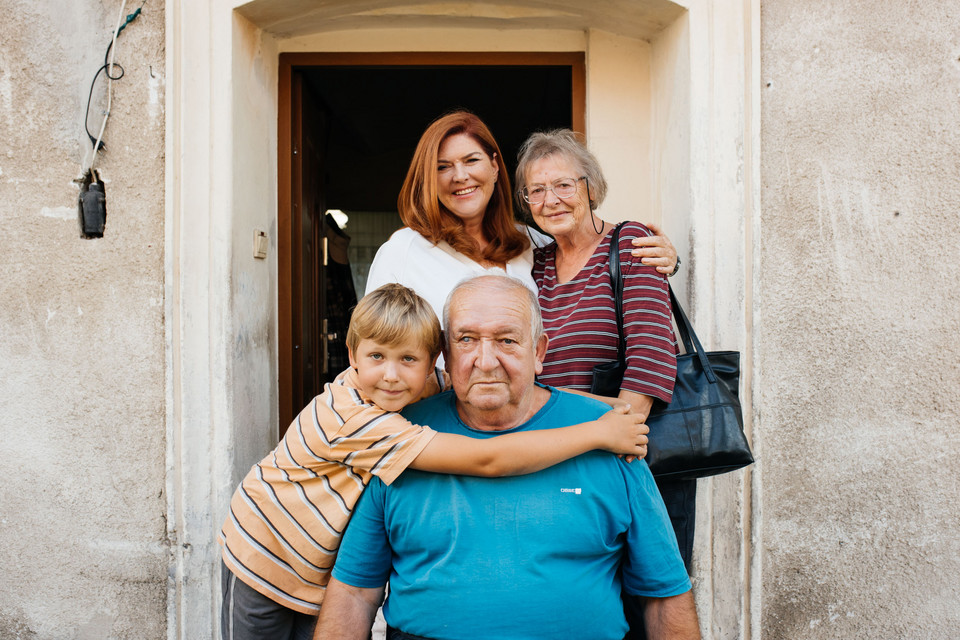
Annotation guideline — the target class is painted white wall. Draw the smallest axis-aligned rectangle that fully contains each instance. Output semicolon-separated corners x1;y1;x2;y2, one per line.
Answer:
228;11;281;491
650;13;692;301
282;27;587;53
586;29;654;225
681;2;759;638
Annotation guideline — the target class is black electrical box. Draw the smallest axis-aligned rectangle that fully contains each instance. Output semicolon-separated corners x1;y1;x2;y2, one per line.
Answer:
79;181;106;237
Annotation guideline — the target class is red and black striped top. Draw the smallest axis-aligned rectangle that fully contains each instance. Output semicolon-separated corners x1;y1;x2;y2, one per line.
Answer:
533;222;677;402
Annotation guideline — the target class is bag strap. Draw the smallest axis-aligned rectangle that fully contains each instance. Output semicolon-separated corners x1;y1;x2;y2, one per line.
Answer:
666;284;718;384
608;223;626;366
610;225;717;385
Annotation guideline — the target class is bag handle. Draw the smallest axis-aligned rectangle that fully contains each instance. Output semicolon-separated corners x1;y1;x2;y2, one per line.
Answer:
667;284;718;384
609;222;718;386
608;223;626;367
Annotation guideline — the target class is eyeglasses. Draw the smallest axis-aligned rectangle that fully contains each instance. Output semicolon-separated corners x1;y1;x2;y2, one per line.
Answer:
521;177;586;204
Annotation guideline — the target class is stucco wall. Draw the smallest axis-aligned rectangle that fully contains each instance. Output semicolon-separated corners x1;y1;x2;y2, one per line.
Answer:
0;2;168;638
759;1;960;637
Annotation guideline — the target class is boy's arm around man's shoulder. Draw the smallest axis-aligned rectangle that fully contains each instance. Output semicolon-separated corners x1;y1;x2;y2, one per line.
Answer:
406;400;648;477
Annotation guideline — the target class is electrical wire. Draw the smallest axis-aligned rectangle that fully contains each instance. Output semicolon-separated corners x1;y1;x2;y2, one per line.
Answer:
81;0;147;175
82;0;126;173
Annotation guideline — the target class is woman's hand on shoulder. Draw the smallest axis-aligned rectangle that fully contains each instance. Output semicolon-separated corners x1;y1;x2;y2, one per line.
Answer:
629;221;678;275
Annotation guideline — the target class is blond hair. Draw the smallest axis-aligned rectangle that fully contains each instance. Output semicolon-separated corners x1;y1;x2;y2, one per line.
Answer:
347;284;443;358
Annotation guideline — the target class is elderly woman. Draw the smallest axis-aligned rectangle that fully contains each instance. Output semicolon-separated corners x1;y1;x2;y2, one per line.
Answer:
515;129;696;574
365;111;678;329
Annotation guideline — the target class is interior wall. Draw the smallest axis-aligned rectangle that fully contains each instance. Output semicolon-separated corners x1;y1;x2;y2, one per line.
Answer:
345;211;405;295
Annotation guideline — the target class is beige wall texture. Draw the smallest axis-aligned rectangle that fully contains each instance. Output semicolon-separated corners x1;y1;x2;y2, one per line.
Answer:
758;0;960;637
0;1;168;638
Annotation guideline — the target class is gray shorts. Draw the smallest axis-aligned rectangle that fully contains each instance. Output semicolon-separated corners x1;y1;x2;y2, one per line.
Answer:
220;560;317;640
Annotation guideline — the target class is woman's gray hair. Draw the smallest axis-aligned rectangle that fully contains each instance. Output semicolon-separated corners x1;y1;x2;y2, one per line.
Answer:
514;129;608;214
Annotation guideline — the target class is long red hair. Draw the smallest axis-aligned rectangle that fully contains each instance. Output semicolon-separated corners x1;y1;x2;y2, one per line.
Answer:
397;111;529;263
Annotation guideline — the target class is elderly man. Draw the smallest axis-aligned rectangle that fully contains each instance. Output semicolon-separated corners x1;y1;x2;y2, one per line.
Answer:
315;275;699;640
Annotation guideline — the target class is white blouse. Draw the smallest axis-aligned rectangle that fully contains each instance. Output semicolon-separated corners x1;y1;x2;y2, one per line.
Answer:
365;226;551;329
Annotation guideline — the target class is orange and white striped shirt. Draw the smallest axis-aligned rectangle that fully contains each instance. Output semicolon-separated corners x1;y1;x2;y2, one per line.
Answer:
219;366;443;614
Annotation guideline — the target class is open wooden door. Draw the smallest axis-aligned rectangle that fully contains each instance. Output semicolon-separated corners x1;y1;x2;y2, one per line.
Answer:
278;52;585;436
279;71;330;435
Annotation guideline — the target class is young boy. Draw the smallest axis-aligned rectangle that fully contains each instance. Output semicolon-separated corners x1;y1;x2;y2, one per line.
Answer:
219;284;646;639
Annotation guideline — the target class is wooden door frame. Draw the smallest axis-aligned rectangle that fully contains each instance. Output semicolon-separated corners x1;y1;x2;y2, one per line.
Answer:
277;51;586;433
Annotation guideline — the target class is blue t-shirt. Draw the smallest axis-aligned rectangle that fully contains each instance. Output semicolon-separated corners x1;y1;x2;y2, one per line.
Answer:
332;386;690;640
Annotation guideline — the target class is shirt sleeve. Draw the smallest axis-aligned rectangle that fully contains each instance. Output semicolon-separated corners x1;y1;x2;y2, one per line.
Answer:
330;477;393;588
300;376;438;486
620;460;692;597
618;223;677;402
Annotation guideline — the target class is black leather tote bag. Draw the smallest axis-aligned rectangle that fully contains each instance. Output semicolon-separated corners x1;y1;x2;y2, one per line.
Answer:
645;286;753;479
591;224;754;479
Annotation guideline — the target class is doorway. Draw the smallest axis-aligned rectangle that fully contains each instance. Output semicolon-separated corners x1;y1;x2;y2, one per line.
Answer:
277;52;585;432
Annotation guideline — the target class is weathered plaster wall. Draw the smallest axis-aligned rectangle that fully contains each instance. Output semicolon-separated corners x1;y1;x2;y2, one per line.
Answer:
759;0;960;636
650;12;691;300
0;2;168;638
225;8;281;532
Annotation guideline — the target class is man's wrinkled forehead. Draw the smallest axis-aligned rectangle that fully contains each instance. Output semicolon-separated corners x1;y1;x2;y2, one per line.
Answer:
448;286;531;334
448;315;527;340
443;274;544;346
